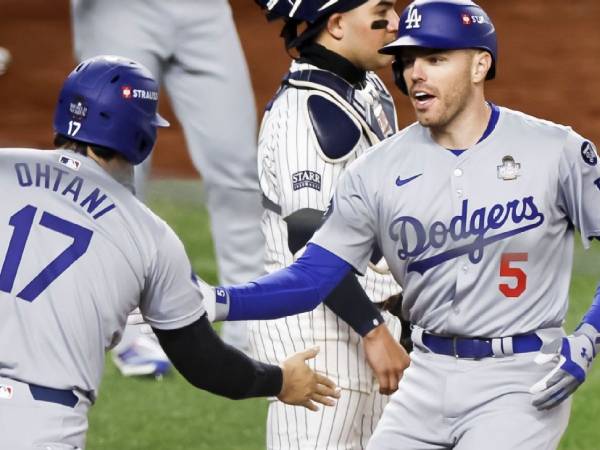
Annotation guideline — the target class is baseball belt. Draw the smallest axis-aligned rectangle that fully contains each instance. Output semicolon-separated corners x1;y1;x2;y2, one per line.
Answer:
414;329;543;359
29;383;79;408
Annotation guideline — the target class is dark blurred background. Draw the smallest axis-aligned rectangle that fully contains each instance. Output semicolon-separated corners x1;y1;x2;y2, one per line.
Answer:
1;0;600;177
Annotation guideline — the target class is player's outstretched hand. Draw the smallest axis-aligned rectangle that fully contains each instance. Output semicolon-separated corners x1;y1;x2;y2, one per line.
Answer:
530;324;598;410
363;324;411;395
278;347;341;411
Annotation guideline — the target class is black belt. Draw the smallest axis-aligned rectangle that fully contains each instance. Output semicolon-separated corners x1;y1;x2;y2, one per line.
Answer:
421;332;543;359
29;383;79;408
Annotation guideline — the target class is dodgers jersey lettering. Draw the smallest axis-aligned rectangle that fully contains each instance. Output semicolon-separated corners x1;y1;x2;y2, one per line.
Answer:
251;60;401;393
313;106;600;338
0;148;205;398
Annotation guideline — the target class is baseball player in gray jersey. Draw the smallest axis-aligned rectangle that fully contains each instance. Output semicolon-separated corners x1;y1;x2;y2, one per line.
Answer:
251;1;405;448
0;56;339;450
204;1;600;449
70;0;260;360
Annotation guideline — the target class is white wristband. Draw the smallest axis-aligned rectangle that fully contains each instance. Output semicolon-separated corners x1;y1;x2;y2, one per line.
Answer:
196;277;229;322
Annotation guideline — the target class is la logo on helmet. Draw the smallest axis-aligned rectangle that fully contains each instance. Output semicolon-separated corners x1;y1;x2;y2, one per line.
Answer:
405;5;422;29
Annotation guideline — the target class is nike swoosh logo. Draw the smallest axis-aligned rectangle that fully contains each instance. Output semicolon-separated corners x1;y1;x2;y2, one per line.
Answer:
395;173;422;187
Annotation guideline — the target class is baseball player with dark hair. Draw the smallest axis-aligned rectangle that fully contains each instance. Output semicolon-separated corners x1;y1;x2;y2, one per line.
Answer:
250;0;408;448
202;0;600;448
0;56;340;450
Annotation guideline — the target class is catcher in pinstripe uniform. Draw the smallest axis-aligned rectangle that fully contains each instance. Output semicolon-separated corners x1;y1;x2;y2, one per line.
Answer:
250;1;406;448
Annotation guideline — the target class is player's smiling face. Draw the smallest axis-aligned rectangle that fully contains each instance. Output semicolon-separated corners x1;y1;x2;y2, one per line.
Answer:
325;0;400;71
400;47;490;129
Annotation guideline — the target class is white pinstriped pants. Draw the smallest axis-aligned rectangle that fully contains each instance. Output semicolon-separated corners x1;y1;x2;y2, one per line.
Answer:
267;386;389;450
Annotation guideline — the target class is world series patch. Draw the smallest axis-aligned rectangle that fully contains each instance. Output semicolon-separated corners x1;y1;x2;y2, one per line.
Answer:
292;170;321;191
581;141;598;166
497;155;521;180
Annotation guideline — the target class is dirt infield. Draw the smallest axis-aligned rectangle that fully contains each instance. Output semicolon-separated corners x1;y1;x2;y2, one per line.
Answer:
1;1;600;178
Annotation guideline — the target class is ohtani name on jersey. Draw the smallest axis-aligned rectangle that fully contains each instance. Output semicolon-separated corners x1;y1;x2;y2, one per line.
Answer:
388;196;544;274
14;162;116;220
292;170;321;191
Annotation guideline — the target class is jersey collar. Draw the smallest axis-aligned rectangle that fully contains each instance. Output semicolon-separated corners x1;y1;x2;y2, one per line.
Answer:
478;102;500;144
447;102;500;154
297;43;367;86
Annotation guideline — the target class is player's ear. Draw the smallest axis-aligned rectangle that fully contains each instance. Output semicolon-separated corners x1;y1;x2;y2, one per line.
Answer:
326;13;344;40
472;50;492;83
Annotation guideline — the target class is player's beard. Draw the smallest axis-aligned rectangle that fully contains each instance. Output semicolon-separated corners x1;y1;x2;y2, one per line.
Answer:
414;70;473;131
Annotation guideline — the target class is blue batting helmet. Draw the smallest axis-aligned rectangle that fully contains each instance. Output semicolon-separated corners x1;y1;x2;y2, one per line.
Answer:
255;0;369;48
379;0;497;95
53;55;169;165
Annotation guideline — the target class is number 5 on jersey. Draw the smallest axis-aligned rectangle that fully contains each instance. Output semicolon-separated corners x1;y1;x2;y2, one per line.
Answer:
0;205;93;302
499;252;528;298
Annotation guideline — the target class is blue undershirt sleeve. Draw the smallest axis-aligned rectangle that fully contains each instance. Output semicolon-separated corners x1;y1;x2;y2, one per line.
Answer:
226;243;352;321
581;281;600;331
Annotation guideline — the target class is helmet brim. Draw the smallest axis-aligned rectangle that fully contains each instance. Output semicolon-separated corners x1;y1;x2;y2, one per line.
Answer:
379;35;460;55
152;113;170;128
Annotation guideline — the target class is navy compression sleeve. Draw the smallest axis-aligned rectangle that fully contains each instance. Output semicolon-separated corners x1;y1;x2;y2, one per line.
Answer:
154;315;282;399
226;243;352;320
285;208;384;336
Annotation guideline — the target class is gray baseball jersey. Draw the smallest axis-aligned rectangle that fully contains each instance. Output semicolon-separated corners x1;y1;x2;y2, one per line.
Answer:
312;105;600;449
313;106;600;337
0;148;205;399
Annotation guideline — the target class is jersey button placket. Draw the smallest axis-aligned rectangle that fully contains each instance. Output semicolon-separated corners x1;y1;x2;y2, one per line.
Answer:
450;164;468;327
450;164;466;207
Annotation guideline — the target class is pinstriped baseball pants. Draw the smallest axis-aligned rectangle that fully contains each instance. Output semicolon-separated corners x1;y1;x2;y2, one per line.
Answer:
267;386;389;450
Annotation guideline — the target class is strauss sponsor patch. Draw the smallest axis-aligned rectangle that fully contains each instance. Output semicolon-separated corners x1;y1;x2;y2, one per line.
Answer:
292;170;321;191
122;85;158;101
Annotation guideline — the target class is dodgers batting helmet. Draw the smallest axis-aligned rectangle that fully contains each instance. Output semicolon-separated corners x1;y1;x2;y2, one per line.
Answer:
379;0;497;95
53;55;169;165
255;0;369;48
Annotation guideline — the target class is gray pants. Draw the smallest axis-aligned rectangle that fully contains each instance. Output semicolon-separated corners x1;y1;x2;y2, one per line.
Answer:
71;0;266;348
0;376;91;450
367;341;571;450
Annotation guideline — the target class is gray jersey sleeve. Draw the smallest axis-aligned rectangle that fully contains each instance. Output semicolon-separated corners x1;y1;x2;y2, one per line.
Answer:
558;131;600;246
140;225;206;330
311;158;379;275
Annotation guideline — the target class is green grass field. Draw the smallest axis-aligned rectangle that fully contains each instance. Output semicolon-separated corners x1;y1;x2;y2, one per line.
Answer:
87;180;600;450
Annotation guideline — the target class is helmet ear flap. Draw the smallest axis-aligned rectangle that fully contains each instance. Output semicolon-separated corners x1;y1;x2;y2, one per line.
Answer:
392;60;408;96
